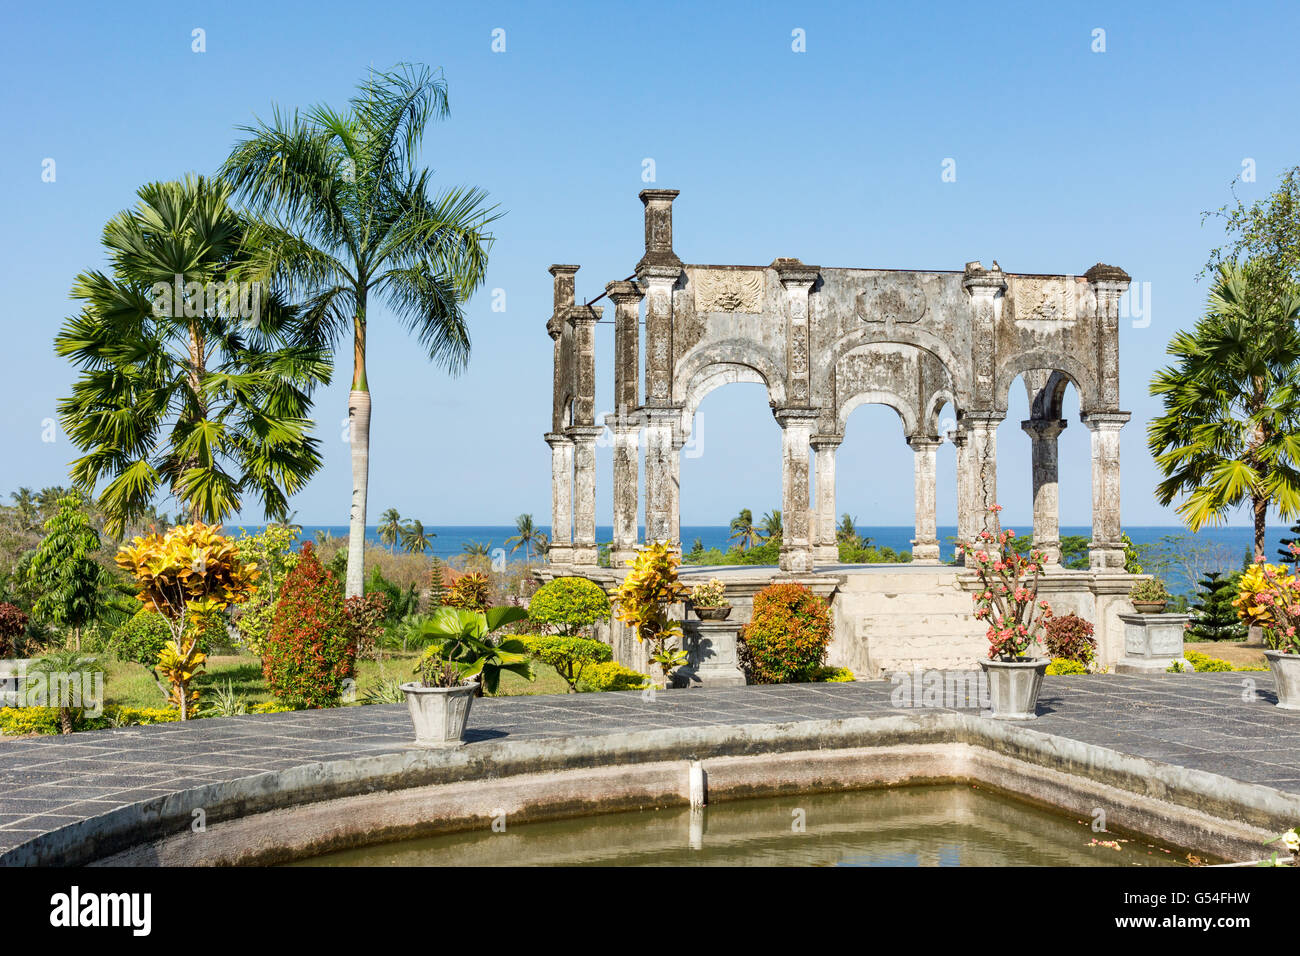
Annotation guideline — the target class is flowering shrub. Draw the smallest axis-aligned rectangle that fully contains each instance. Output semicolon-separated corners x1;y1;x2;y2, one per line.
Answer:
1044;613;1096;667
740;582;833;684
263;542;355;708
1234;557;1300;653
956;506;1052;660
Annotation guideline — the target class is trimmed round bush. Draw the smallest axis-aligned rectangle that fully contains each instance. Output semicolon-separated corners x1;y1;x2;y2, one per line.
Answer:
528;577;611;637
576;661;651;692
740;582;833;684
1043;613;1097;666
111;610;173;665
1045;657;1088;676
263;543;355;708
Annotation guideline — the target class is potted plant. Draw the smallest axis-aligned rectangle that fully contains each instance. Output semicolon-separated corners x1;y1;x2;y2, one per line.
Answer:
1235;558;1300;710
1129;578;1170;614
401;606;536;745
688;578;732;621
958;507;1052;719
613;542;690;688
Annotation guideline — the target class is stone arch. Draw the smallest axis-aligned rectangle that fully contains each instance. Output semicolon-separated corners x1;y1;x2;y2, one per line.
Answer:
996;350;1098;414
829;325;971;410
673;339;788;437
1022;369;1073;421
836;389;918;437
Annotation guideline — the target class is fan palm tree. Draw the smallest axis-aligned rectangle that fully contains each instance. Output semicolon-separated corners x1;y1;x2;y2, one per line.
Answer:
729;508;760;552
759;509;783;541
400;519;433;554
378;507;402;552
55;175;329;537
505;513;539;563
221;63;502;597
1149;261;1300;561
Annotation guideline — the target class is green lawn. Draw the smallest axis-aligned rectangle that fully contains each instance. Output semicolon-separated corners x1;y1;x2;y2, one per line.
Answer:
105;650;573;710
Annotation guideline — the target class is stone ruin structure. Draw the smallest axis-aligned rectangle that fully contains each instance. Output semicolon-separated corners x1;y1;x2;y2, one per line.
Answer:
542;189;1139;677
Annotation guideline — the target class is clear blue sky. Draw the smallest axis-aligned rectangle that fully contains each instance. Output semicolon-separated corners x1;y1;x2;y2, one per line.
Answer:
2;0;1298;529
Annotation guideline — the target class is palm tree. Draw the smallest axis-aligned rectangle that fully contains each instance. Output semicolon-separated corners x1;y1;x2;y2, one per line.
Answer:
729;508;760;552
378;508;402;552
533;532;550;561
462;540;491;558
506;513;539;563
10;488;38;533
760;509;783;541
400;519;433;554
1149;261;1300;561
837;513;862;547
221;64;502;597
55;175;329;537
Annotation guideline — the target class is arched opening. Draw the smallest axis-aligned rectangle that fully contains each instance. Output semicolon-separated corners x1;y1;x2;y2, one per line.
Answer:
677;380;782;565
834;402;915;563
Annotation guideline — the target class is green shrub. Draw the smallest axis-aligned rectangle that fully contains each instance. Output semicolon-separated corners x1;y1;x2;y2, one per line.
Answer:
520;634;612;692
528;577;611;637
0;704;180;737
739;582;833;684
810;665;854;682
576;661;651;692
263;543;355;708
1176;650;1266;672
110;609;172;665
1046;657;1089;675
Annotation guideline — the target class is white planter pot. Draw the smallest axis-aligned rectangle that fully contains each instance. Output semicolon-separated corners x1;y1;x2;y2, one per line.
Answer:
400;681;477;747
978;657;1049;720
1264;651;1300;711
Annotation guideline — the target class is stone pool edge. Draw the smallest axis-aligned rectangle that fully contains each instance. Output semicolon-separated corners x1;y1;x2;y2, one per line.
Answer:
3;712;1296;866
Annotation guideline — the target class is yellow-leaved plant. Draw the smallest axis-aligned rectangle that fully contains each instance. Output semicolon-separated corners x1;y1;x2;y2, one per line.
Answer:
116;522;260;718
612;542;689;687
1235;557;1300;654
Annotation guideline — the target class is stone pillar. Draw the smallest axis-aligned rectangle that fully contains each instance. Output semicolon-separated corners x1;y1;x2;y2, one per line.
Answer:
545;432;574;566
775;407;818;573
670;427;686;550
607;280;644;567
908;436;942;564
773;258;820;407
811;433;842;566
952;427;973;547
1085;264;1130;412
965;413;1003;543
1082;411;1130;570
643;407;679;548
1021;418;1067;564
569;425;602;567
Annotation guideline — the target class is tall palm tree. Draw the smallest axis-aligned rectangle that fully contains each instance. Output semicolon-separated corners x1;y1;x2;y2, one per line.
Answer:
55;175;329;537
532;532;550;561
400;519;433;554
1150;261;1300;561
729;508;760;552
462;540;491;558
221;64;502;597
836;513;861;547
10;488;38;533
378;507;402;552
759;509;783;541
506;513;538;563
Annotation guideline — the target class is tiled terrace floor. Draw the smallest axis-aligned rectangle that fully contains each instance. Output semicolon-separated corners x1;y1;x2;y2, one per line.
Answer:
1;673;1297;857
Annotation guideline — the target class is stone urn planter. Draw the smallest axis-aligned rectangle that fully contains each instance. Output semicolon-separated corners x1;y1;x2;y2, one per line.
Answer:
1132;600;1167;614
400;680;478;747
979;657;1049;720
1264;651;1300;710
1115;613;1190;674
692;605;732;622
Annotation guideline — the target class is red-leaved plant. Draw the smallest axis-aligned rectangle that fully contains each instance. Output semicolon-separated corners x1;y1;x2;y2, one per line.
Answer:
956;506;1053;660
263;543;356;708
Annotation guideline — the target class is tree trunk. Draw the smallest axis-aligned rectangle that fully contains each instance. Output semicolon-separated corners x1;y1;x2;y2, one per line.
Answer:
345;304;371;598
1254;494;1268;564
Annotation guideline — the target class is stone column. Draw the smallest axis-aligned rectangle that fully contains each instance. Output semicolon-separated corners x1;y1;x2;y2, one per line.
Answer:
568;425;602;567
1021;418;1067;564
951;427;972;547
607;280;644;567
643;407;679;548
545;432;574;566
775;407;818;572
773;258;820;407
811;433;843;565
1085;263;1130;412
1082;411;1130;570
908;436;942;564
965;413;1003;542
670;427;686;550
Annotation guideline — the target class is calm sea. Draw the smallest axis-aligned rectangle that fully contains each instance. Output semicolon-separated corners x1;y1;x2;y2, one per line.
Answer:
228;523;1289;594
